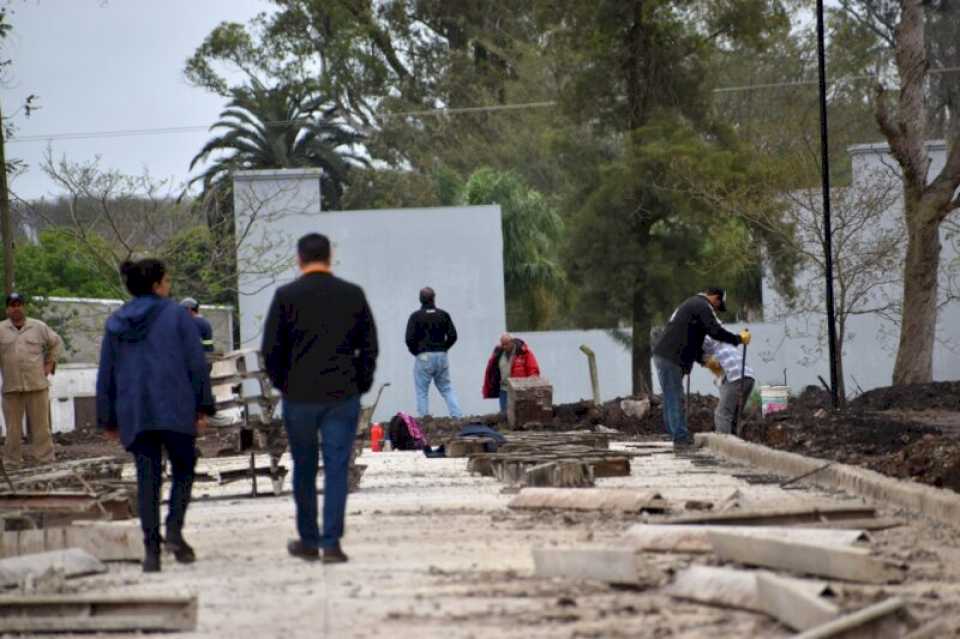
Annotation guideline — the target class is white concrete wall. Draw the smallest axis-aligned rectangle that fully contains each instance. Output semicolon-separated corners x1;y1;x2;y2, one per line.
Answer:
233;170;510;421
513;329;633;406
0;364;98;436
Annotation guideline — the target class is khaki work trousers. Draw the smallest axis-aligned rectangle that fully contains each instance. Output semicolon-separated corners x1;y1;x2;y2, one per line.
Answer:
2;389;54;465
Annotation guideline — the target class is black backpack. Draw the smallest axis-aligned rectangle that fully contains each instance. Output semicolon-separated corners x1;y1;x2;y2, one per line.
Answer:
388;413;417;450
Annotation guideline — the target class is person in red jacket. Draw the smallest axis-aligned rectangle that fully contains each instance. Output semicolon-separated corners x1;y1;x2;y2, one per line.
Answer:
482;333;541;414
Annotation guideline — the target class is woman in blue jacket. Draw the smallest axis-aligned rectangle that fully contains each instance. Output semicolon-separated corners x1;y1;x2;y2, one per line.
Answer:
96;259;215;572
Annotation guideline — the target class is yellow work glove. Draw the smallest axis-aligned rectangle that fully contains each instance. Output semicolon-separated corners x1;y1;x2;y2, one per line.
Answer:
705;357;723;378
739;329;751;346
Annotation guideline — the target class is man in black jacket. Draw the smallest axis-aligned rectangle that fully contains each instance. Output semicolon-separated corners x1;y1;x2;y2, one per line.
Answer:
262;233;378;563
652;287;750;450
405;287;463;418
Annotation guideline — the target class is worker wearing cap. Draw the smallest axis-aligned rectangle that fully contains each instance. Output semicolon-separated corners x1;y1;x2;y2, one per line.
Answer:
652;287;750;450
0;293;63;466
180;298;215;353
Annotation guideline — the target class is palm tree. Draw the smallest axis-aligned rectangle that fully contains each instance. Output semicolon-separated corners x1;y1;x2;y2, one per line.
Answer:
189;80;367;214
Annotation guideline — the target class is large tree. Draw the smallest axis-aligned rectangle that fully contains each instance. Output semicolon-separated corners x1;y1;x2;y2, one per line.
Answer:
868;0;960;383
537;0;788;393
189;80;366;212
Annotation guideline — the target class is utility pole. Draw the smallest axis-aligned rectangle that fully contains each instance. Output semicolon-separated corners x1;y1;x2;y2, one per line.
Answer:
0;100;14;295
816;0;840;408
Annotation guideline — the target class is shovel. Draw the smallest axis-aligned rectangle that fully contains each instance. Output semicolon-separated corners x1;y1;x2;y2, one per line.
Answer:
731;339;749;436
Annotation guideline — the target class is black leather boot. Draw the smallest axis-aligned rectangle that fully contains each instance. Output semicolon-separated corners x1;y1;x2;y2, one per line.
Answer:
164;533;196;564
143;543;161;573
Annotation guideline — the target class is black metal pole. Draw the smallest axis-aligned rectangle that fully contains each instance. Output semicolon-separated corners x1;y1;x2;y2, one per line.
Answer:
816;0;840;408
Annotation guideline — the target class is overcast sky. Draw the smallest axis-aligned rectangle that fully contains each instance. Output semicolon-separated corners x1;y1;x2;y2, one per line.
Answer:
2;0;269;201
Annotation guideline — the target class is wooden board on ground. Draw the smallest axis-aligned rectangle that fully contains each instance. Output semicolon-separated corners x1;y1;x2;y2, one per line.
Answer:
0;594;197;632
708;530;906;584
532;547;640;584
509;488;668;513
794;598;906;639
756;572;840;631
666;565;832;613
0;549;105;588
1;521;142;561
664;504;876;526
524;462;594;488
0;491;133;521
796;518;903;532
624;524;868;554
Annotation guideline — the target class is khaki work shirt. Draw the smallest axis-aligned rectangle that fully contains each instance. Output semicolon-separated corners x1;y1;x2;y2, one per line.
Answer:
0;318;63;394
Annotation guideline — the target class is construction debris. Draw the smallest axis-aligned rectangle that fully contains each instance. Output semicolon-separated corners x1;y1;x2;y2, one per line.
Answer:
755;572;841;631
1;521;143;561
794;598;907;639
666;565;833;614
623;524;868;554
707;530;906;584
532;547;642;585
0;594;198;633
663;504;877;526
0;549;105;588
506;376;553;427
465;431;633;487
0;491;135;529
509;488;668;513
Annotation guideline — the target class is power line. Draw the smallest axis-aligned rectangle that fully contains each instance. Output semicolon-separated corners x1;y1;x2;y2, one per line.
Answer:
7;67;960;144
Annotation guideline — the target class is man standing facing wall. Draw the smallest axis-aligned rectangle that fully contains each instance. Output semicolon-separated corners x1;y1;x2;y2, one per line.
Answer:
262;233;379;563
405;287;463;418
0;293;63;467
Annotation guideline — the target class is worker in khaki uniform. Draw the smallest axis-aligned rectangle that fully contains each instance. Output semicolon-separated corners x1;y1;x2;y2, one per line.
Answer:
0;293;63;467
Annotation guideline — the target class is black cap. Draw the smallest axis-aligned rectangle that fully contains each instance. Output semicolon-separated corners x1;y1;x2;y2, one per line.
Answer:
6;292;24;307
704;287;727;313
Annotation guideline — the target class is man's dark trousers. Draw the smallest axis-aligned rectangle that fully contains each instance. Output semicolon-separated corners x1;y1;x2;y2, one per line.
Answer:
653;355;692;444
283;396;361;549
129;430;197;548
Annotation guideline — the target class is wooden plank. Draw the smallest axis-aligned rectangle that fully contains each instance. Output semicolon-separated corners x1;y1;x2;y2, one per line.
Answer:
0;549;106;587
624;524;868;554
532;547;639;584
707;530;905;584
0;492;133;521
794;598;905;639
0;594;197;632
795;518;904;532
509;488;667;513
756;572;840;631
665;505;876;526
666;566;832;613
1;522;142;561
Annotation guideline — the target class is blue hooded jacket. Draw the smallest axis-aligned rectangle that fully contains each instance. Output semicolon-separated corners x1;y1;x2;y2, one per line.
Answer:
96;295;215;449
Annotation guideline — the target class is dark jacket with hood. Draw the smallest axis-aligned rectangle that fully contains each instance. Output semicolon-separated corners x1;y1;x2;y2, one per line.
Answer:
652;294;741;373
405;303;458;356
96;295;215;449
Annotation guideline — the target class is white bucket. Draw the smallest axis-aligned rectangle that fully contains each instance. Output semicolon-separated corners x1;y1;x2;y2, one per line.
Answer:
760;385;790;417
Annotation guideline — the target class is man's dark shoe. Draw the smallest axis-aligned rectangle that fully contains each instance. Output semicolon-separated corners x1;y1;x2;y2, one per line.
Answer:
165;536;196;564
322;544;349;564
142;550;161;573
287;539;320;561
673;438;696;452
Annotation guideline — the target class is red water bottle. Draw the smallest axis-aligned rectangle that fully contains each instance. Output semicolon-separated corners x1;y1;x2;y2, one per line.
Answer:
370;422;384;452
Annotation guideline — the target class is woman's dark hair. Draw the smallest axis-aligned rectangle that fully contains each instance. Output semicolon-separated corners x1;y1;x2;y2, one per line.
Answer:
120;259;167;297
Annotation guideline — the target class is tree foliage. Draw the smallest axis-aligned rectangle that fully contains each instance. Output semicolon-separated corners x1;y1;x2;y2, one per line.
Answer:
461;168;566;330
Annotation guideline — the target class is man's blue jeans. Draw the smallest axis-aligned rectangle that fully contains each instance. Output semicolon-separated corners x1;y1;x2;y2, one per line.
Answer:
414;352;463;418
283;396;360;550
499;390;508;414
654;355;691;443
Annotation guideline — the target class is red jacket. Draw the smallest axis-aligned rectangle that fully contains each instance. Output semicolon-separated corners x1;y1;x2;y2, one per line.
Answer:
482;339;541;398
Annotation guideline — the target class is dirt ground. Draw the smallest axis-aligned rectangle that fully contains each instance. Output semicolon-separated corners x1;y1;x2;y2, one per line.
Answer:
739;384;960;492
9;443;960;639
